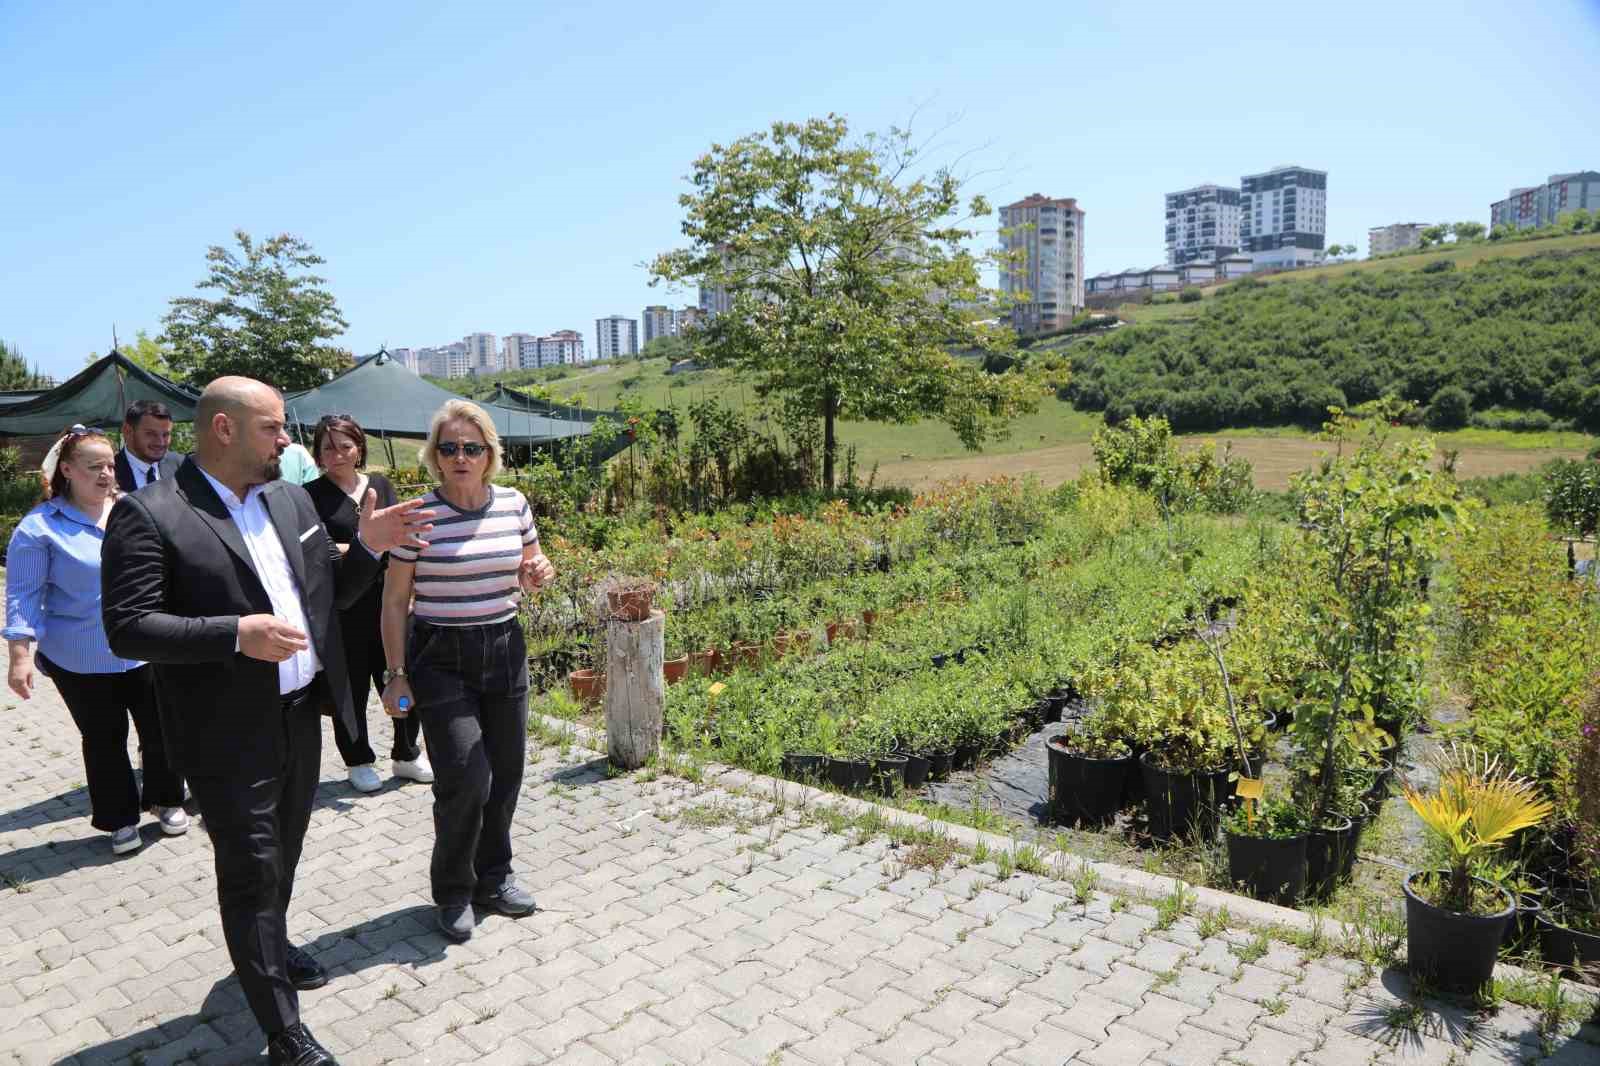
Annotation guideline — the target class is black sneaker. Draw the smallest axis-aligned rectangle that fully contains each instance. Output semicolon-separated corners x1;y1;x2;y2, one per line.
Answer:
287;945;328;991
473;882;537;916
267;1023;339;1066
437;904;474;942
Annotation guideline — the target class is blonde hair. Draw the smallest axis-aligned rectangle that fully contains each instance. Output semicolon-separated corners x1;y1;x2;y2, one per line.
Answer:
422;399;502;483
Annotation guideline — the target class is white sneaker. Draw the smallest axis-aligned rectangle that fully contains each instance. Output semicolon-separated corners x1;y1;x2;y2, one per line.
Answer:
111;826;142;854
392;754;434;784
348;764;383;793
157;807;189;836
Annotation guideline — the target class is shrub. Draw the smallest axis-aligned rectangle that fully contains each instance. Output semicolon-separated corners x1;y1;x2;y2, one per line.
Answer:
1543;459;1600;538
1420;258;1456;274
1090;415;1254;513
1427;385;1473;430
1179;288;1202;303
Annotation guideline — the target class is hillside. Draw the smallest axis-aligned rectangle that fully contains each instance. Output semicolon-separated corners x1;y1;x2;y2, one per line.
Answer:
1064;245;1600;432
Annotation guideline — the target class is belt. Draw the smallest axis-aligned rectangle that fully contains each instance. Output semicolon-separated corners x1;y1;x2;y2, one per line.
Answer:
280;674;324;711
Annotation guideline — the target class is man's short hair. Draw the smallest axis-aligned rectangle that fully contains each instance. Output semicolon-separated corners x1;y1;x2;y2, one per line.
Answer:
124;400;173;428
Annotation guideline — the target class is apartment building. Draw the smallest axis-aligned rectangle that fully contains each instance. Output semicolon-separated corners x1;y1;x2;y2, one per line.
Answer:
1369;223;1429;257
673;305;703;334
642;305;675;345
1165;184;1241;266
1490;171;1600;231
998;193;1086;334
463;332;499;373
595;315;638;361
539;330;584;366
1240;165;1327;270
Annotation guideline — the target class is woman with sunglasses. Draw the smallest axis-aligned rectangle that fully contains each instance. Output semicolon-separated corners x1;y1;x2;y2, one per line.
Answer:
379;399;554;943
304;414;431;793
4;425;186;854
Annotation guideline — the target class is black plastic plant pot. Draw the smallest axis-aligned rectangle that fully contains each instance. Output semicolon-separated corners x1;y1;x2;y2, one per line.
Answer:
931;652;951;670
1122;744;1148;806
953;743;980;771
1046;736;1129;827
1403;871;1514;993
900;751;931;789
927;749;955;780
1304;814;1356;901
1140;752;1230;842
781;752;825;782
1226;829;1309;905
825;756;873;793
1536;910;1600;972
872;754;908;796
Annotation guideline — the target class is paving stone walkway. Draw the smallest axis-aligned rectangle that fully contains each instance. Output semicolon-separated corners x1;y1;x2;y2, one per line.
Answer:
3;676;1597;1066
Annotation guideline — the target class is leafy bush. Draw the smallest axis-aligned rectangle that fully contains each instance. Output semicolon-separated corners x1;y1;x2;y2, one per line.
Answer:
1090;415;1254;513
1179;288;1203;303
1543;458;1600;538
1427;385;1472;429
1420;258;1456;274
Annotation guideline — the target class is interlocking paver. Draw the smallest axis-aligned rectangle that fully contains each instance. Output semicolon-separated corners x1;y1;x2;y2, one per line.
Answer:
3;675;1596;1066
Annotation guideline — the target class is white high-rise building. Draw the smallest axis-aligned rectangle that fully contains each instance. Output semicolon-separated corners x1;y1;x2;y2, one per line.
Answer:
1368;223;1429;257
1240;165;1327;270
998;193;1085;334
503;333;539;369
539;330;584;366
1165;184;1241;266
463;332;499;373
642;305;674;345
595;315;638;361
674;306;703;334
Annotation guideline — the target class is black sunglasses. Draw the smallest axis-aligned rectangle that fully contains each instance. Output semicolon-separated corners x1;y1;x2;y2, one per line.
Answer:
437;441;488;458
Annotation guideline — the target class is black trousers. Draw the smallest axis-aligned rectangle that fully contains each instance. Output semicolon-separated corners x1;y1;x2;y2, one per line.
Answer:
331;603;422;767
408;619;527;907
186;678;324;1038
39;655;183;832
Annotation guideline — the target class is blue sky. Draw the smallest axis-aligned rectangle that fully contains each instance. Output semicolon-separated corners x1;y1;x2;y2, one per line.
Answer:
3;0;1599;381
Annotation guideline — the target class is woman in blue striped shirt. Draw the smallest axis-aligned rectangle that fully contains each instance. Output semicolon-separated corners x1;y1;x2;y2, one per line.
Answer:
4;425;186;854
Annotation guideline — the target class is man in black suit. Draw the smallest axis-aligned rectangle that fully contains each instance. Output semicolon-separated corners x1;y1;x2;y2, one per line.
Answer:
114;399;184;491
102;377;434;1066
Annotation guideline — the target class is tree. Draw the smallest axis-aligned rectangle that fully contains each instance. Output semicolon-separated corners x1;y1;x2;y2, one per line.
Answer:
1427;384;1472;429
1451;221;1485;242
0;339;48;390
85;329;176;375
650;115;1059;489
162;230;352;390
641;334;695;362
1419;225;1450;248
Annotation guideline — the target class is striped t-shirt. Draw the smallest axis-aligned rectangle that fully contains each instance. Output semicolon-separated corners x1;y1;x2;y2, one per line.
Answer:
390;485;538;625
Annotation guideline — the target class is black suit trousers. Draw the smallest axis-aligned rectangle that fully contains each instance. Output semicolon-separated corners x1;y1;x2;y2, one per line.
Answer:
186;689;323;1036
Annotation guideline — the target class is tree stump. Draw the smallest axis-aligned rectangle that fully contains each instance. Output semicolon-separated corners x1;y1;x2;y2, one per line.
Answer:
604;607;665;770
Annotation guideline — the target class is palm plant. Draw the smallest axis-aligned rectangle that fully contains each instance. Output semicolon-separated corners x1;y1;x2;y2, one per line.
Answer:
1403;743;1553;912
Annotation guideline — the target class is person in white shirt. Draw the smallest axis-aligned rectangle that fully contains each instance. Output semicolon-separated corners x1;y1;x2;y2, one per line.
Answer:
114;400;183;492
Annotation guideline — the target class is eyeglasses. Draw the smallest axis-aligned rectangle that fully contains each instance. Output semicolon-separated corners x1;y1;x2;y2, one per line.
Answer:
437;441;488;459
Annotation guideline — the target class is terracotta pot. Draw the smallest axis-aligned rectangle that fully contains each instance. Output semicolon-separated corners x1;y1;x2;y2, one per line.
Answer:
568;668;605;703
663;655;688;685
826;620;858;645
732;641;764;668
607;586;655;622
772;632;811;659
689;648;721;676
862;610;878;632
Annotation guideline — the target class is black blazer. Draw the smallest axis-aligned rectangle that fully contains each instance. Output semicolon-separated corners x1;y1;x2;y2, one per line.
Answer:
114;449;185;493
304;472;398;623
101;457;381;773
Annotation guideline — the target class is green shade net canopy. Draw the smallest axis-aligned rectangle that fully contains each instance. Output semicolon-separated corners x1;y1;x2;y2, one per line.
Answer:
284;352;631;455
0;351;199;437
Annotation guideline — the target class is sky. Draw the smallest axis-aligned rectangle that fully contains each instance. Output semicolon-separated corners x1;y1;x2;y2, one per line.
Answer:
3;0;1599;381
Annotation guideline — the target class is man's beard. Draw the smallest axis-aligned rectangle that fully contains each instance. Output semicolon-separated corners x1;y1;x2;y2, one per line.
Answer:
263;457;283;482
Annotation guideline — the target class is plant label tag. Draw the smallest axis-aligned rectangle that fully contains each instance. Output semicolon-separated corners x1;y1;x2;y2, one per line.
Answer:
1235;777;1264;800
707;682;726;704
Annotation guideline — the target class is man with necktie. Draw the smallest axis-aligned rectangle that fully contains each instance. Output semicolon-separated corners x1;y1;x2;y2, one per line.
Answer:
114;400;184;491
102;377;434;1066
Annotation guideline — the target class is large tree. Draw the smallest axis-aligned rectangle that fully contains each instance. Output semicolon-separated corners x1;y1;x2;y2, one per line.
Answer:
0;339;49;390
650;115;1059;489
162;230;351;390
85;329;175;375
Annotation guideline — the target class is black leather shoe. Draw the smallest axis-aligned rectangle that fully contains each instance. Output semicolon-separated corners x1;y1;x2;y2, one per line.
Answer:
287;945;328;991
474;882;537;916
438;904;474;942
267;1023;339;1066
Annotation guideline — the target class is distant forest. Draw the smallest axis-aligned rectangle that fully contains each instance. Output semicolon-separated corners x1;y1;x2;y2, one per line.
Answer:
1063;250;1600;432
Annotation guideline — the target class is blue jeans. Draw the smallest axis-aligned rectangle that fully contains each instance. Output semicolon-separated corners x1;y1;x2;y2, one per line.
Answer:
407;618;528;906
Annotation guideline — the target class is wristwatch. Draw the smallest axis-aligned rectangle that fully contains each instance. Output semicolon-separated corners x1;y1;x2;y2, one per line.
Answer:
382;667;407;685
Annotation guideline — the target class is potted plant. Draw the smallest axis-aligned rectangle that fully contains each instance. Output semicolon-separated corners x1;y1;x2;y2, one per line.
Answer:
1046;713;1131;827
606;576;658;622
1401;744;1553;992
781;707;831;783
1223;797;1311;905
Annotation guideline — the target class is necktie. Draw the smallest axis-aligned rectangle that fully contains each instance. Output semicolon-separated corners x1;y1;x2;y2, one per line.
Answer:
145;464;157;486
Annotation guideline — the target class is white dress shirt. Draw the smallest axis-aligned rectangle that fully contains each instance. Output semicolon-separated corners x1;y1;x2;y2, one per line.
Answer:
197;466;321;695
124;449;160;487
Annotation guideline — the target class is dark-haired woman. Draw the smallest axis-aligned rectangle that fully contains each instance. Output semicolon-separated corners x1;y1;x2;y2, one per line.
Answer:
304;415;431;792
4;426;185;854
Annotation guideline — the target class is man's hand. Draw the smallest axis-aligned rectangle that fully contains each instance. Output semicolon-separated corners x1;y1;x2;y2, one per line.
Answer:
520;552;555;594
239;614;309;663
358;491;436;554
